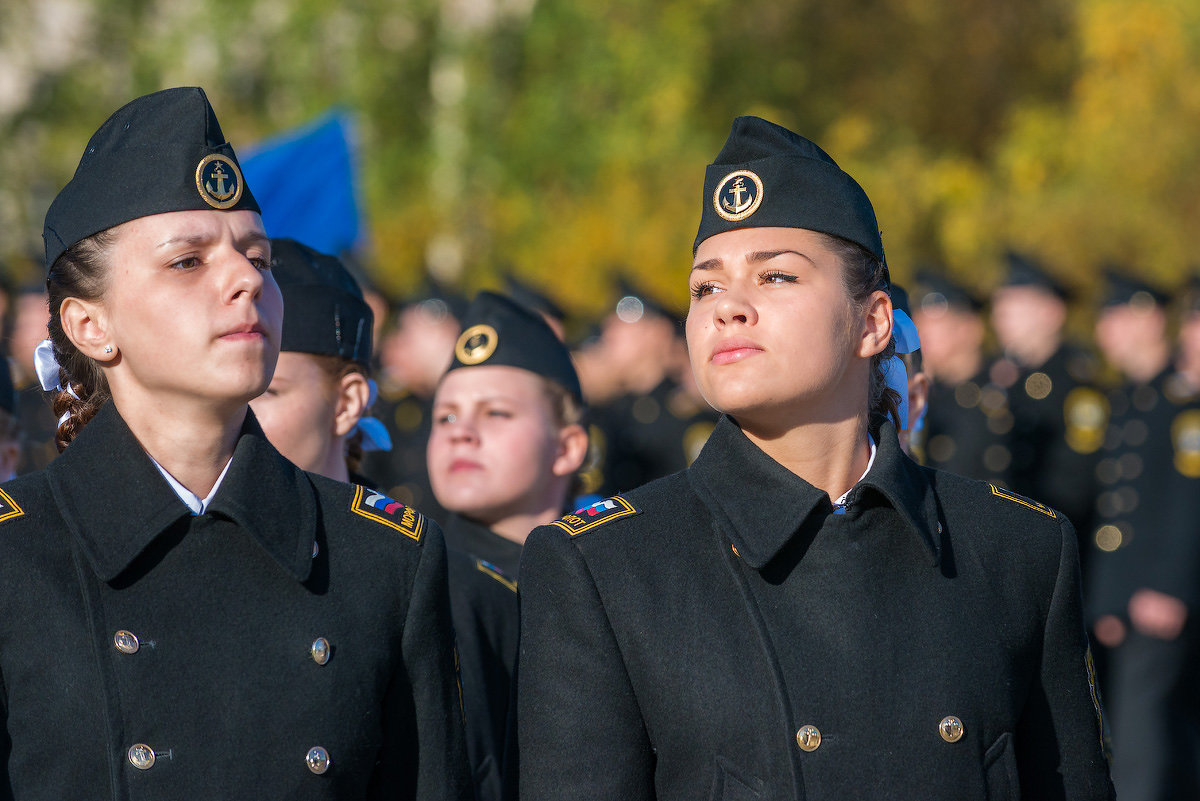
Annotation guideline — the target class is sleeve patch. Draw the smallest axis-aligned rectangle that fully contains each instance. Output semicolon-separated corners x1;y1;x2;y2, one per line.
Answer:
0;488;24;524
351;485;424;542
988;484;1056;518
475;559;517;593
551;496;640;536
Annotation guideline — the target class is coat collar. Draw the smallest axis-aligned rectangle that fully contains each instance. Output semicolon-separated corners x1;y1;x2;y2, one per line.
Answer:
687;415;941;570
48;403;317;584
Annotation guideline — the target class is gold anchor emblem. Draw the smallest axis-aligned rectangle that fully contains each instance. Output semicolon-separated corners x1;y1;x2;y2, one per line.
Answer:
713;169;764;222
195;154;244;210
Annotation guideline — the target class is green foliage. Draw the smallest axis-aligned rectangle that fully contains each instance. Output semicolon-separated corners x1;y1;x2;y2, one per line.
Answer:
4;0;1200;320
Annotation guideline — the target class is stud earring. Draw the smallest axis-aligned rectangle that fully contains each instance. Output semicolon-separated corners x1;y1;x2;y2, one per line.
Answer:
104;346;113;354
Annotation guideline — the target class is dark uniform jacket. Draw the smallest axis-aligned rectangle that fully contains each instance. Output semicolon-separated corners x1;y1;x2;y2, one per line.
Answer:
444;516;520;801
443;514;523;580
0;404;471;800
518;416;1113;801
920;365;1010;485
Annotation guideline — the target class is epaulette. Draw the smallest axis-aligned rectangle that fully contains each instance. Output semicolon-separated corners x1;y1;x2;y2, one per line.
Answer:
350;485;425;543
988;484;1056;519
551;496;641;537
0;488;23;525
475;559;517;592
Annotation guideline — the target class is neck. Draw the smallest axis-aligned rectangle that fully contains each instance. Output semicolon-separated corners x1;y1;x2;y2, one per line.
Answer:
316;437;350;483
485;482;572;546
112;393;247;499
1010;335;1060;369
740;409;872;502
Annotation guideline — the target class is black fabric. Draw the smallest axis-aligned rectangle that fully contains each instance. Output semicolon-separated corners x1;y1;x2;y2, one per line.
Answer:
446;291;581;403
0;403;471;799
694;116;883;261
503;272;565;325
913;267;984;313
43;87;259;269
1100;267;1168;308
272;238;373;364
920;364;1011;486
1002;250;1071;299
442;513;524;580
518;417;1114;800
446;544;519;801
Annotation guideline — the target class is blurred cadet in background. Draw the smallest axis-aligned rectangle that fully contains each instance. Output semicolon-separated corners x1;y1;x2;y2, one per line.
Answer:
991;250;1102;551
250;238;389;484
888;283;930;454
0;353;22;482
588;278;717;495
910;269;1009;485
363;280;466;517
1087;269;1200;801
9;284;58;474
503;271;568;341
427;290;589;800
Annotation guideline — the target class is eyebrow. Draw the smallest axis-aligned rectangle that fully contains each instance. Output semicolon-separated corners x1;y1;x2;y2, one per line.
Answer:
690;249;813;273
156;233;213;250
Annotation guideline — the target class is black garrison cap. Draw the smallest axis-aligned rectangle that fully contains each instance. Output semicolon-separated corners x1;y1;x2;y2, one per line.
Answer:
613;276;679;324
1101;266;1169;309
695;116;884;263
271;239;373;365
1002;250;1070;299
44;87;259;270
447;291;583;403
504;272;566;325
912;268;983;314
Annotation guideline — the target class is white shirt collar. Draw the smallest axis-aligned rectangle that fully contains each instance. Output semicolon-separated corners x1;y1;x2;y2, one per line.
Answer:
832;435;877;506
148;454;233;516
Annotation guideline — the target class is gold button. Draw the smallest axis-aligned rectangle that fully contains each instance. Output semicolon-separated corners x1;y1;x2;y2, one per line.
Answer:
306;746;331;774
311;638;331;666
796;724;821;752
128;744;155;770
939;715;964;743
113;630;140;655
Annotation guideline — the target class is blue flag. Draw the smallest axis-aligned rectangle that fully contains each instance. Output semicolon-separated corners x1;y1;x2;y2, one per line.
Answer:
241;111;363;255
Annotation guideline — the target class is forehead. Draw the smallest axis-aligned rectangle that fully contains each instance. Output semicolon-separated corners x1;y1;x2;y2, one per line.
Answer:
435;364;545;404
115;209;266;250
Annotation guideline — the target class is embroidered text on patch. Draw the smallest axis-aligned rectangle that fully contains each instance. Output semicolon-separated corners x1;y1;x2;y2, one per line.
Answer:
989;484;1056;518
0;488;23;524
552;497;640;536
351;485;424;542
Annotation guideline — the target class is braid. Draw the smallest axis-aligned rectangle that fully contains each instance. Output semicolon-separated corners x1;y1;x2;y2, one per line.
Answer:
46;229;116;451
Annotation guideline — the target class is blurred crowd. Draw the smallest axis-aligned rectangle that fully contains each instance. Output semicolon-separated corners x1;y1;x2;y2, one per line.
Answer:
2;242;1198;794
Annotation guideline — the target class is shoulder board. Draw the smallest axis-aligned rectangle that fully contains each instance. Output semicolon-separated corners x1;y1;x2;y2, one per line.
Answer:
552;496;641;537
988;484;1056;519
350;485;425;543
475;559;517;593
1171;409;1200;478
0;488;23;525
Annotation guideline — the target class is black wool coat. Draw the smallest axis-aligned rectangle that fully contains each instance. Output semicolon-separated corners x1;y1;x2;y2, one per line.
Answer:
0;404;471;800
518;416;1113;801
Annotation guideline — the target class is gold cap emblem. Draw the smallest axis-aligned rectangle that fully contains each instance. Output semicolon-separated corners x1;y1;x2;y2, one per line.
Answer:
713;169;764;222
455;324;498;365
195;153;244;209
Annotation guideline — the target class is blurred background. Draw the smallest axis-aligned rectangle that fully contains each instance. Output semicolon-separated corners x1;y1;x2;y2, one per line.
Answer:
4;0;1200;325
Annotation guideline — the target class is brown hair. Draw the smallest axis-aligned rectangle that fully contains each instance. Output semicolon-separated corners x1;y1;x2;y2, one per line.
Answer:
822;232;901;428
47;229;118;451
538;376;589;504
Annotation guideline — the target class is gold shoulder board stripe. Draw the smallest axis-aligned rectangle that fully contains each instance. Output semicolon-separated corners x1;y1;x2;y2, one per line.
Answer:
475;560;517;593
350;485;424;542
551;496;640;536
0;488;24;524
989;484;1056;519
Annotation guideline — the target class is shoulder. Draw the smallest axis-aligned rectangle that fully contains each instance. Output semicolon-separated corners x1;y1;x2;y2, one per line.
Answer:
925;467;1069;549
534;472;694;544
307;474;434;548
0;470;59;533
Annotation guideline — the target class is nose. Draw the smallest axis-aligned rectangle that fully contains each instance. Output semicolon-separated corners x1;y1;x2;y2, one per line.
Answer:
713;286;757;328
446;413;479;444
225;249;266;304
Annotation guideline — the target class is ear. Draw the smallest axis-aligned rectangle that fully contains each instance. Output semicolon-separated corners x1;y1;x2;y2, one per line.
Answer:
551;423;590;477
906;370;931;432
333;371;370;438
59;297;115;362
857;289;893;359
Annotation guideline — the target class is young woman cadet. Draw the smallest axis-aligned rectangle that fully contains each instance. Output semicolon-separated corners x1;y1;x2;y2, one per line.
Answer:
517;117;1114;801
0;87;469;800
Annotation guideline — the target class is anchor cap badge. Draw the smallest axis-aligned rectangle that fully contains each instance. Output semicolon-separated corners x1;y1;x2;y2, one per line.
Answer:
195;153;244;210
713;169;764;222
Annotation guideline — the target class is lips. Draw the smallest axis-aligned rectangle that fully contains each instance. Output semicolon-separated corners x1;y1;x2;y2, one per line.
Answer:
710;337;764;365
219;321;268;340
449;458;483;473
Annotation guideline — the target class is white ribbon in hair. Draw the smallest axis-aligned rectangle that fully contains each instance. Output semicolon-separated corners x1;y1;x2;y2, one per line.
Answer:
354;379;393;452
34;338;76;426
883;309;921;431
